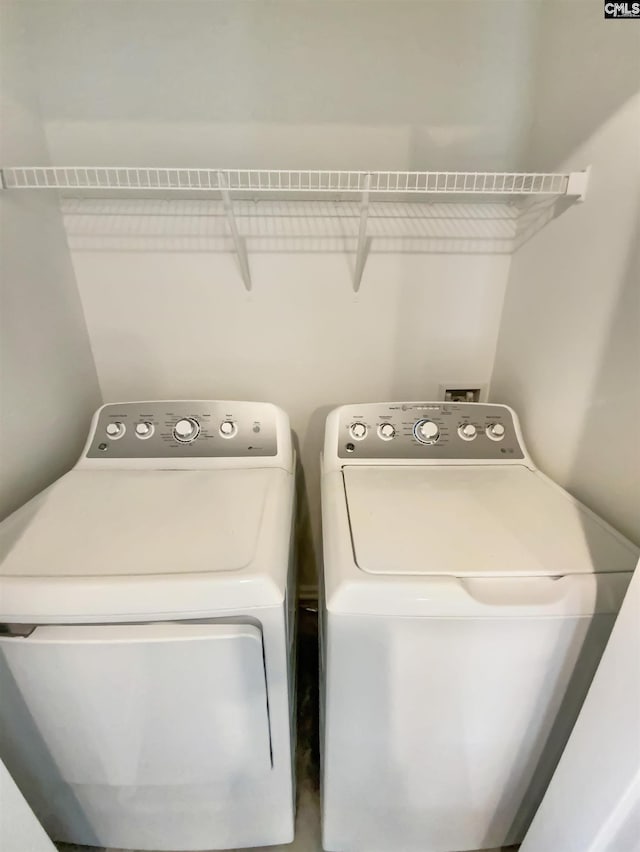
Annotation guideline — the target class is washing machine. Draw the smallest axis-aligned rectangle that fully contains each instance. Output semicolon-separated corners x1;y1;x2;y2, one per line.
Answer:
0;400;297;851
320;401;638;852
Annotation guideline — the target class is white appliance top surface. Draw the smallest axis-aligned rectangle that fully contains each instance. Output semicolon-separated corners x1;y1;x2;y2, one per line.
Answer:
0;468;285;579
343;466;637;578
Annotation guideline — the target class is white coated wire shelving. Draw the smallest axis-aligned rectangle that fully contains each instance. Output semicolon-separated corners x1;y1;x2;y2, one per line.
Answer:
1;166;589;196
1;166;590;291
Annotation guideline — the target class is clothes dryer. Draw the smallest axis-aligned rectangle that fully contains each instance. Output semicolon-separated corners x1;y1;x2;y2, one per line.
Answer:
0;400;296;851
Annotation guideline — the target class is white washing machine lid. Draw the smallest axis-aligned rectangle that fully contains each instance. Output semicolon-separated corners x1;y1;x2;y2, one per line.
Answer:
343;465;637;578
0;467;289;579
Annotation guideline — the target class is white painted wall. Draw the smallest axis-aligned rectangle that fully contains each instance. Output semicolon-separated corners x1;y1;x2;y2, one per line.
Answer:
31;1;538;171
0;2;101;520
520;561;640;852
491;1;640;544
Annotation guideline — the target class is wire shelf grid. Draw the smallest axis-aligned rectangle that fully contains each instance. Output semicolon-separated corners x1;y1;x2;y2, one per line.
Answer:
1;167;573;197
2;166;588;291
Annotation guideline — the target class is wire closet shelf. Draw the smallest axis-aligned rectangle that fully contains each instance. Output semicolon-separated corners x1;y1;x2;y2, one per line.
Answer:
0;167;588;197
1;167;590;292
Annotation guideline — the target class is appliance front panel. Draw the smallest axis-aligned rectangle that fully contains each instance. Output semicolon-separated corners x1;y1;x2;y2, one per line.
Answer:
322;610;615;852
0;623;276;849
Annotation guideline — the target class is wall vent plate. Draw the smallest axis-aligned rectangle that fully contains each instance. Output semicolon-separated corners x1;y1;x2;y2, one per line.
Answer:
439;383;488;403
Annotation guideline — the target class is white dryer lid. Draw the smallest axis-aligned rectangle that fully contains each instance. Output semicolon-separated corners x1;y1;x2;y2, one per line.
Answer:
343;465;637;578
0;468;283;579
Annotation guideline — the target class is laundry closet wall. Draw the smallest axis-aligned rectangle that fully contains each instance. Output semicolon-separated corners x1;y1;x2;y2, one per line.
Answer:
0;3;101;520
491;2;640;544
21;0;541;586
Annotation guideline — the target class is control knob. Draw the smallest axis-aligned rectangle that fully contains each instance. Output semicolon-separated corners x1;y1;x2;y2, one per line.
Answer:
377;423;396;441
105;421;125;440
458;423;478;441
486;422;506;441
414;419;440;445
135;421;154;439
219;420;237;438
173;418;200;443
349;422;368;441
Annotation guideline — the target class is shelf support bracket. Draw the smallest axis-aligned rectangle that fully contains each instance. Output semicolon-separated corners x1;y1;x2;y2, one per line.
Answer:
218;172;251;291
566;166;590;202
353;173;372;293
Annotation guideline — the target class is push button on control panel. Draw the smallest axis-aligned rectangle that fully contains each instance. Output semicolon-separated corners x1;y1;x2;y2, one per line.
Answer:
173;417;200;443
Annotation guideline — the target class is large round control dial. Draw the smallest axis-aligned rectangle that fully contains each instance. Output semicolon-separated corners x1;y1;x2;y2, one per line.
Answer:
349;422;368;441
414;419;440;445
458;423;478;441
486;422;506;441
105;421;125;440
173;417;200;443
135;421;154;440
377;422;396;441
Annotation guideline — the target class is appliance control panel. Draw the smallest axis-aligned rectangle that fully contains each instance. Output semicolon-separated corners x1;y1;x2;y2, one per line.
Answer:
85;401;278;458
335;402;525;460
